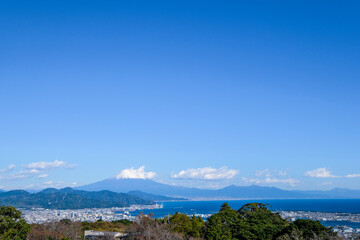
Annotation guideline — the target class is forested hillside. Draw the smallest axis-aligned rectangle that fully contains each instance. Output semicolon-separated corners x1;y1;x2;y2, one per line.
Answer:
0;188;153;209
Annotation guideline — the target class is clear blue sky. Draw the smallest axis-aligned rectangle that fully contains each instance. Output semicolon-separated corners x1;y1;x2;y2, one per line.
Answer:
0;0;359;191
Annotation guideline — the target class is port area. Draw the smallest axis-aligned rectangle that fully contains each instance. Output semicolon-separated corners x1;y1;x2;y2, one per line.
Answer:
279;211;360;239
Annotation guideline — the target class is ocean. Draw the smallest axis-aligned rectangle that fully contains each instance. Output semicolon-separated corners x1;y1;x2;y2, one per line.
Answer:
129;199;360;228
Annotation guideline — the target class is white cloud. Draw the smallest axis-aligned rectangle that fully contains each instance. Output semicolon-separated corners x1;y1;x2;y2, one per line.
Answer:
255;169;271;177
0;169;40;180
27;169;40;174
242;177;299;187
242;177;261;184
0;164;16;173
254;169;288;178
171;167;238;180
25;160;76;170
115;166;156;179
0;160;77;182
38;174;49;178
264;177;299;186
345;174;360;178
304;168;337;178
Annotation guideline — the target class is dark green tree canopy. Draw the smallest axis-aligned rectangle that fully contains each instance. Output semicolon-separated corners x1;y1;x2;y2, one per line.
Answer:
0;206;31;240
205;202;340;240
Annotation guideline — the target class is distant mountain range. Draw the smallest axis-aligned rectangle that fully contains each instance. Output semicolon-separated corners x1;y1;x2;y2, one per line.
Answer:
128;191;187;201
294;188;360;199
0;187;154;209
3;178;359;210
77;178;360;199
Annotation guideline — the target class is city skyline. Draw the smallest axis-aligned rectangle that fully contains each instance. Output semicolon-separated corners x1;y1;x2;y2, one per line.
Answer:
1;1;360;191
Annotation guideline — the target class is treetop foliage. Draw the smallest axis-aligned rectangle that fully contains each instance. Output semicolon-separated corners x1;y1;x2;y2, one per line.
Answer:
0;206;31;240
205;202;339;240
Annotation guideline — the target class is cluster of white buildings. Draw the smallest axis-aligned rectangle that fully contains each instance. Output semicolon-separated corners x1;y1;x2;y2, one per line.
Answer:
21;204;163;224
332;226;360;239
279;211;360;239
279;210;360;223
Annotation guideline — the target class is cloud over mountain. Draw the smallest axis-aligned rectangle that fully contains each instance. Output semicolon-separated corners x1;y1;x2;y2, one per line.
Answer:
171;167;238;180
304;168;337;178
115;166;156;179
242;177;299;187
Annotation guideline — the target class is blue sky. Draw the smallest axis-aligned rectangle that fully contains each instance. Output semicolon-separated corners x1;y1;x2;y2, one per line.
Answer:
0;0;359;191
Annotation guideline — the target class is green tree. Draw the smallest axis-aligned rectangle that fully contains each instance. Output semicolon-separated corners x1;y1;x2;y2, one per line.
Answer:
169;212;192;235
205;203;236;240
205;202;339;240
294;219;337;239
189;215;205;238
233;202;289;240
0;206;31;240
218;202;238;225
206;214;232;240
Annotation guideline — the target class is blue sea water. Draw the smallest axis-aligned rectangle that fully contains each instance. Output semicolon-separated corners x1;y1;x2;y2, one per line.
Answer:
130;199;360;228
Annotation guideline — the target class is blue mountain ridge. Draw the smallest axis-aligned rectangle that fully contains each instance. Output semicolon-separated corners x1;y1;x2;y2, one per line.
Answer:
0;187;154;209
77;178;360;199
